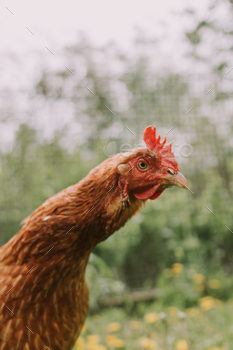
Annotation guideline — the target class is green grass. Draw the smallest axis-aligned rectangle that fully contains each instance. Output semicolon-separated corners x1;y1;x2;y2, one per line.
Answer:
73;266;233;350
73;300;233;350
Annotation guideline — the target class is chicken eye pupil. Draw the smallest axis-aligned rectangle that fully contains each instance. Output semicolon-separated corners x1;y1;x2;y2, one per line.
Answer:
138;161;147;170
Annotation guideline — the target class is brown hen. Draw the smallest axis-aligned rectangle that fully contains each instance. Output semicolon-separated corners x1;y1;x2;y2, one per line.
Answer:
0;126;187;350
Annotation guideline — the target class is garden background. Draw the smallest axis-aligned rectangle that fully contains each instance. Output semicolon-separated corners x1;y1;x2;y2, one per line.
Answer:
1;0;233;349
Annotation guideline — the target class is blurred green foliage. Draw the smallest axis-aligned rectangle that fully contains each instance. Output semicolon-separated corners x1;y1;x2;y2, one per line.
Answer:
1;0;233;313
73;298;233;349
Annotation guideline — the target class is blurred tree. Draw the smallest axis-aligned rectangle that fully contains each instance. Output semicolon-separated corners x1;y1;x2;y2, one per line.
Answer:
1;12;233;310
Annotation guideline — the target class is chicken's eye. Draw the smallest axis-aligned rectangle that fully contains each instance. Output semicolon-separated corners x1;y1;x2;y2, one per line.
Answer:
167;168;175;175
138;161;148;171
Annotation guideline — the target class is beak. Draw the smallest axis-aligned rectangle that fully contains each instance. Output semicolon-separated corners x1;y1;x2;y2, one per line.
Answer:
168;171;188;189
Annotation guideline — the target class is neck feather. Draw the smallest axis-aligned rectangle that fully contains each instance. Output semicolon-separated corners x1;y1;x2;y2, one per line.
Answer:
0;156;143;277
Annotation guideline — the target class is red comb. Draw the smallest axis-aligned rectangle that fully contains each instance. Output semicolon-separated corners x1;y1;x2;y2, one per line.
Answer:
143;126;174;158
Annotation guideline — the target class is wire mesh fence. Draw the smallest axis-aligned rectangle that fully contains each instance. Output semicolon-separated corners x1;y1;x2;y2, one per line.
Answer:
0;60;233;309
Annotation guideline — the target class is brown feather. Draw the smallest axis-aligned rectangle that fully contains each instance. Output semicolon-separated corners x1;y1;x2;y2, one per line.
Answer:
0;139;187;349
0;152;143;350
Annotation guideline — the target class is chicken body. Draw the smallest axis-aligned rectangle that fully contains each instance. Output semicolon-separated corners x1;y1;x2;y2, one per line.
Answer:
0;127;187;350
0;154;144;350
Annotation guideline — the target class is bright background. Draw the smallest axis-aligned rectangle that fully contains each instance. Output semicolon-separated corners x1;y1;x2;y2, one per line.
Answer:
1;0;233;349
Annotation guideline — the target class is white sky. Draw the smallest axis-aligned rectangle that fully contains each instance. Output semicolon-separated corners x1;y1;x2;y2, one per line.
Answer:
0;0;214;148
1;0;210;54
0;0;213;94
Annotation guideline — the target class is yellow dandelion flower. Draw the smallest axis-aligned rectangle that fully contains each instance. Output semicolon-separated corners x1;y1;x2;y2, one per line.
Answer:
94;346;107;350
106;335;115;342
208;279;221;289
130;320;142;330
81;324;87;334
175;339;188;350
113;339;125;348
186;307;199;317
144;312;158;324
87;334;100;346
214;298;223;307
107;322;122;332
193;273;205;284
172;263;183;274
106;335;125;348
149;332;157;339
199;296;215;310
75;337;85;350
167;306;179;316
139;337;157;349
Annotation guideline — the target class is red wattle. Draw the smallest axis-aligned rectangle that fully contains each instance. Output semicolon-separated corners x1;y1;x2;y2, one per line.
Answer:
149;190;164;200
133;183;161;200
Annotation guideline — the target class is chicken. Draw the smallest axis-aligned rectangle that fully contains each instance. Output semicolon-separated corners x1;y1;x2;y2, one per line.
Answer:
0;126;187;350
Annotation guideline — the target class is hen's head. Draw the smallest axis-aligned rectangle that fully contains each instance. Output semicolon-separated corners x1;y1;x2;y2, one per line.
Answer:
117;126;187;201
